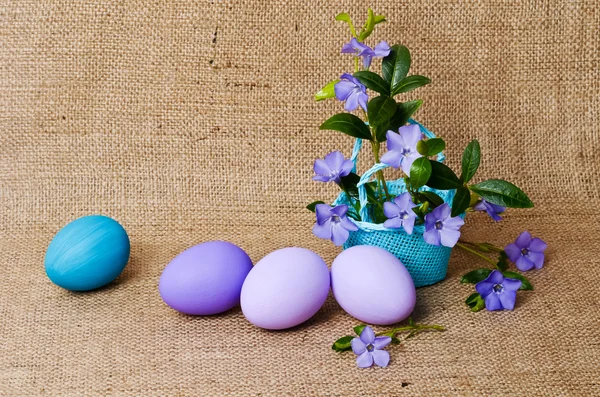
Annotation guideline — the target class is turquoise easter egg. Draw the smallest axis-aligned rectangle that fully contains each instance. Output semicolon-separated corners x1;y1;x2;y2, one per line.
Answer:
45;215;130;291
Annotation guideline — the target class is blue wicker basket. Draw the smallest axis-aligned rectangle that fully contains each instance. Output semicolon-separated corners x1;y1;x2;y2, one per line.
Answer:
332;119;457;287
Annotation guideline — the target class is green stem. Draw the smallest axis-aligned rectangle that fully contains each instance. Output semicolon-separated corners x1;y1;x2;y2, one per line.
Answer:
456;243;497;265
459;240;504;253
375;323;445;342
371;142;390;200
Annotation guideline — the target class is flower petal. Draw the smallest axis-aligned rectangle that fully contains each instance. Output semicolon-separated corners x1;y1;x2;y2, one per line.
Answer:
485;270;505;285
340;216;358;232
312;175;331;182
515;231;532;249
439;228;461;248
358;92;368;112
488;210;503;222
383;201;400;218
476;281;494;297
529;237;547;253
386;130;405;151
527;252;545;269
504;243;521;262
515;255;535;271
399;124;422;147
330;204;349;217
401;154;417;176
324;151;345;171
331;224;350;246
334;80;355;101
314;204;332;225
380;150;403;169
356;351;374;368
344;91;359;111
340;159;354;177
403;216;415;235
499;290;517;310
443;215;465;230
395;192;411;209
423;228;441;246
372;350;390;367
341;41;356;54
360;326;375;344
373;336;392;349
484;292;503;311
383;218;403;229
373;41;391;57
313;158;331;176
351;337;367;355
362;54;372;68
312;221;332;240
503;278;522;291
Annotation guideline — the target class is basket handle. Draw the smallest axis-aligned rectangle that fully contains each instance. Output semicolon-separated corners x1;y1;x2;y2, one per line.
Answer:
354;119;444;222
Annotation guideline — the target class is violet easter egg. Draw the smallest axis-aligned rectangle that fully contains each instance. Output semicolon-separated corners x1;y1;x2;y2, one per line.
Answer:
331;245;416;325
45;215;130;291
240;247;330;330
159;241;253;315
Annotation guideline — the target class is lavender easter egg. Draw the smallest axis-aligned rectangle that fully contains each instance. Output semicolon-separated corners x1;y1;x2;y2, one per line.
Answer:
331;246;416;325
159;241;253;315
240;247;330;330
45;215;130;291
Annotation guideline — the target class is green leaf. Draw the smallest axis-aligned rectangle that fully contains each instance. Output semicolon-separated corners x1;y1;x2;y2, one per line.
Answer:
469;179;534;208
461;140;480;183
391;75;431;96
335;13;356;37
320;113;372;141
418;191;444;207
391;336;401;344
465;293;486;312
332;335;354;352
425;138;445;156
409;157;432;188
426;161;462;190
354;71;390;96
340;172;360;198
367;96;397;127
416;140;429;156
382;45;411;92
502;271;533;290
314;79;339;101
496;251;509;271
461;268;492;284
374;15;386;24
451;186;470;217
375;100;422;142
353;324;367;336
358;8;375;41
306;201;325;212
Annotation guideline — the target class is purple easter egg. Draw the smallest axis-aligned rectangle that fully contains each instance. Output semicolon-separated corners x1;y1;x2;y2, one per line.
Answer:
159;241;253;315
331;245;416;325
240;247;330;330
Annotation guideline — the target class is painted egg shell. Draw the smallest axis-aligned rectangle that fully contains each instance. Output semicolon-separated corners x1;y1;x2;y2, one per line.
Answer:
159;241;253;315
45;215;130;291
241;247;330;330
331;245;416;325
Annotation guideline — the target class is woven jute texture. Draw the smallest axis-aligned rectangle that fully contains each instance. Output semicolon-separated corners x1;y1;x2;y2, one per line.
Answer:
1;0;599;395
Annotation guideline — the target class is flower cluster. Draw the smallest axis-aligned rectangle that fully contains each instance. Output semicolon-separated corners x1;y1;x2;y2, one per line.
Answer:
308;9;534;252
332;321;445;368
461;231;548;312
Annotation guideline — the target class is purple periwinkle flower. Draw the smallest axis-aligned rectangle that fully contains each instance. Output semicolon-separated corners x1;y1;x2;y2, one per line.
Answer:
312;204;358;246
474;200;506;222
423;203;464;247
383;192;418;234
313;151;354;184
476;270;522;311
351;326;391;368
341;38;391;68
504;231;547;271
380;124;424;176
334;74;368;112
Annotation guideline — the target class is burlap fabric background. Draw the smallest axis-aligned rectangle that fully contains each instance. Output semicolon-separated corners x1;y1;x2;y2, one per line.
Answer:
1;0;599;395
